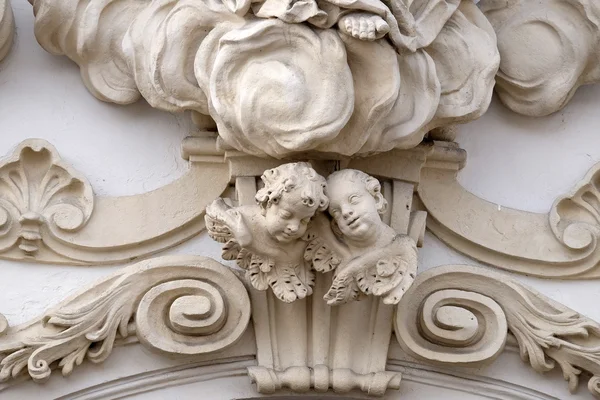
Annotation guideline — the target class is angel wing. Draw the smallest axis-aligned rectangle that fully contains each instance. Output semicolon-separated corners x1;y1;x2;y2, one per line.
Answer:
323;271;361;305
205;199;234;244
326;235;418;305
237;244;313;303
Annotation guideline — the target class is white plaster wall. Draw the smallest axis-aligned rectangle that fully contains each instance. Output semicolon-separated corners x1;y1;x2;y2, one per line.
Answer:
1;3;600;400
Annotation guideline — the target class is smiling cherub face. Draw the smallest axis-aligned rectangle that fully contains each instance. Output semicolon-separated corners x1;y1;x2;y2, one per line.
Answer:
327;170;387;244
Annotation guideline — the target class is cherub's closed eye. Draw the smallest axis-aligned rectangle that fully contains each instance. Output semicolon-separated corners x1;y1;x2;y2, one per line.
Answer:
349;194;360;204
279;210;292;220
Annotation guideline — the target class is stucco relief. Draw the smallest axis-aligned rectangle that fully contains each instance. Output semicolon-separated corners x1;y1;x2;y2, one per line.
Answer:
480;0;600;116
2;0;600;398
0;0;12;62
206;164;418;304
29;0;499;157
0;137;230;265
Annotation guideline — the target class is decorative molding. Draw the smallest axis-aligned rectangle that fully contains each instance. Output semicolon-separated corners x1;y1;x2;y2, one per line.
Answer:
480;0;600;116
29;0;499;158
0;140;94;257
0;255;250;383
418;141;600;278
206;163;419;305
4;158;600;398
0;0;13;62
225;164;423;396
0;137;230;265
395;264;600;398
4;357;554;399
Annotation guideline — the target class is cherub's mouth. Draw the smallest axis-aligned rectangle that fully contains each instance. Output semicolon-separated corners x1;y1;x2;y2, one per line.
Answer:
347;216;360;227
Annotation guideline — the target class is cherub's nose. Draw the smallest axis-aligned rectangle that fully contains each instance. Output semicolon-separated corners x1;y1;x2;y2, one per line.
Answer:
286;222;299;233
342;205;354;219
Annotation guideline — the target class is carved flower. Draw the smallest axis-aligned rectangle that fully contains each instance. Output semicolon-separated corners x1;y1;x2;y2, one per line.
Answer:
196;19;354;156
480;0;600;116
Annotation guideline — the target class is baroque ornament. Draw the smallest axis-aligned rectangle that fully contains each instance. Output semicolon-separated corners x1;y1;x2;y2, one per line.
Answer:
0;256;250;382
30;0;500;157
0;137;230;265
480;0;600;116
418;142;600;278
3;161;600;399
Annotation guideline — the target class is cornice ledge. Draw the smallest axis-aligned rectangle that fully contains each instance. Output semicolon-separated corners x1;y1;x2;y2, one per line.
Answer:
0;137;230;265
0;0;14;61
419;144;600;278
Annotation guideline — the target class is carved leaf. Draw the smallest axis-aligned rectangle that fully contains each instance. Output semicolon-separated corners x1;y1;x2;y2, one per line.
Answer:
0;140;94;256
396;265;600;398
304;238;340;273
267;265;310;303
0;256;250;383
246;266;270;291
324;272;360;305
222;239;241;260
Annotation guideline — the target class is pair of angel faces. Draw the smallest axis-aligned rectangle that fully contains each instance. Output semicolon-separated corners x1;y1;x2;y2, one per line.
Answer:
259;163;386;249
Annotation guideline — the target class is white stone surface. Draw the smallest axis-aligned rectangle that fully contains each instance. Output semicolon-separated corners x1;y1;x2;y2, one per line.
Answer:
1;2;600;399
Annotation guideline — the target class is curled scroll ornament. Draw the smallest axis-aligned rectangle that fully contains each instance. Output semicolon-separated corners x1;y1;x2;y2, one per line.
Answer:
0;255;251;383
395;265;600;397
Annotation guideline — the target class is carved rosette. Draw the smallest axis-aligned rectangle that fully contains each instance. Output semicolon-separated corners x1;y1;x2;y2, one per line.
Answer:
396;265;600;398
0;140;94;257
30;0;499;158
0;256;250;382
480;0;600;116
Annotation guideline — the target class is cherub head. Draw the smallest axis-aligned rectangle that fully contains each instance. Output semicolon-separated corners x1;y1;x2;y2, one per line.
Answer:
255;162;329;243
327;169;387;244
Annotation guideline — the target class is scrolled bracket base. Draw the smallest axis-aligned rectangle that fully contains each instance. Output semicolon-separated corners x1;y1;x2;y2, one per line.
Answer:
248;365;401;396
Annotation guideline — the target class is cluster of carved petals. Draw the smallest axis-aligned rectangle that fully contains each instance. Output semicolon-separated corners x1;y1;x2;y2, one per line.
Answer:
480;0;600;116
196;18;355;157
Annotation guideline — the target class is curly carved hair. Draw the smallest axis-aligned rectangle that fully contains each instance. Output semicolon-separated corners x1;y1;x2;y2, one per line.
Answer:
255;162;329;213
326;169;388;215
